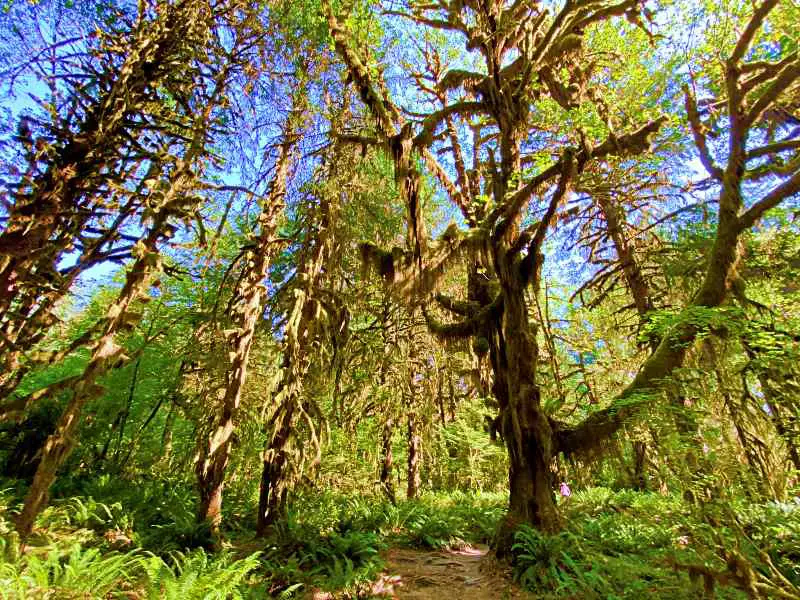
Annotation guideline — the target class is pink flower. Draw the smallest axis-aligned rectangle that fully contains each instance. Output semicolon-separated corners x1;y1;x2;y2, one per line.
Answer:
560;482;571;497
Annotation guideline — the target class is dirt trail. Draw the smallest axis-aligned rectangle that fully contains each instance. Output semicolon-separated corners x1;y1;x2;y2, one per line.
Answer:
368;544;529;599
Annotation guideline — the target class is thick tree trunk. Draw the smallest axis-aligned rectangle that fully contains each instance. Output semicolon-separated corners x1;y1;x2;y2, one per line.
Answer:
380;417;395;504
503;407;559;528
195;428;230;529
494;287;559;552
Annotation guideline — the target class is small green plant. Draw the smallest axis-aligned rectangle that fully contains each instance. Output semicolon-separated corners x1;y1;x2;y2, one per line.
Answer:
0;544;139;599
139;549;261;600
262;511;385;595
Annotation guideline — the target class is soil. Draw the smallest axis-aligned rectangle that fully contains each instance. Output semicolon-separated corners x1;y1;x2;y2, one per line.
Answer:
366;544;530;599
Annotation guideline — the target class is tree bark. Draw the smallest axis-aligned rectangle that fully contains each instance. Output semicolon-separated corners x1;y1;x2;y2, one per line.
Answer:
495;287;560;547
631;441;648;491
380;417;396;504
406;412;421;500
256;403;296;536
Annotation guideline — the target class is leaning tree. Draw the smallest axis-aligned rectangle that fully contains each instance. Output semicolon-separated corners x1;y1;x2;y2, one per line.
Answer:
5;0;270;539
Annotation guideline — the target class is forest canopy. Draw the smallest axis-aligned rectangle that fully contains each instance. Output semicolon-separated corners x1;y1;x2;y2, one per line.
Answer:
0;0;799;597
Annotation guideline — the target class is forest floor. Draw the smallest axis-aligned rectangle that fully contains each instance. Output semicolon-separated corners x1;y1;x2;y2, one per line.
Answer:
313;544;529;599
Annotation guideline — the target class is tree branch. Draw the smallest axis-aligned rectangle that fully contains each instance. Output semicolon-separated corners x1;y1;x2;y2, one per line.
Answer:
422;293;503;340
731;0;780;65
434;293;479;316
413;101;486;148
684;85;724;180
745;60;800;129
737;169;800;231
324;3;398;137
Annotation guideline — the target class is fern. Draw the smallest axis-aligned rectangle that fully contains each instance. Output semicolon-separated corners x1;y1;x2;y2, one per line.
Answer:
0;544;139;599
140;549;261;600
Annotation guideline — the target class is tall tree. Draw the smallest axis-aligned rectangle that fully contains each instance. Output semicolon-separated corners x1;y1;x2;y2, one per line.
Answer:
195;88;307;530
10;0;265;539
0;0;214;404
325;0;800;544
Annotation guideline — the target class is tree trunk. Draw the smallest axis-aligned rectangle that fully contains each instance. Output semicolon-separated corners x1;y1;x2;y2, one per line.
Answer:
406;412;421;500
16;209;174;539
256;404;296;536
195;228;276;529
380;417;395;504
195;99;297;529
195;428;230;529
494;287;559;551
16;388;83;539
631;441;648;490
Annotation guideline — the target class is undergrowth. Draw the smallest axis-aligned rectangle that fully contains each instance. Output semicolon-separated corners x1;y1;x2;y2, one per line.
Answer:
257;490;505;596
1;479;798;599
0;480;506;598
510;487;800;599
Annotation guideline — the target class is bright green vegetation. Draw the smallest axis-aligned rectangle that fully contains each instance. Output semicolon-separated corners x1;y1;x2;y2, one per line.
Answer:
2;481;798;598
1;0;799;598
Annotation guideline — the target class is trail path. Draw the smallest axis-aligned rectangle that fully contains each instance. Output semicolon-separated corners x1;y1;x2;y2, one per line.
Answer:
367;544;529;599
